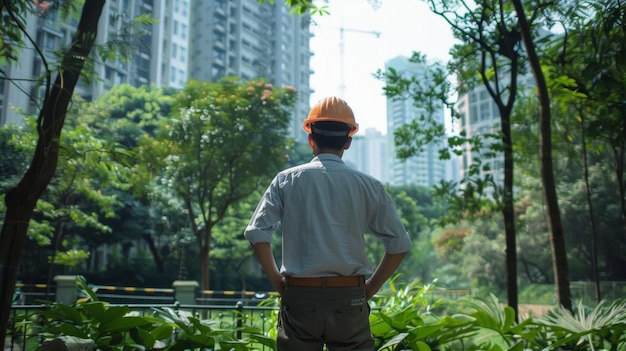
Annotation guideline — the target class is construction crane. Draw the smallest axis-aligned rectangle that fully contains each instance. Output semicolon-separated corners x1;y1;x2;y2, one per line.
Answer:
338;25;381;98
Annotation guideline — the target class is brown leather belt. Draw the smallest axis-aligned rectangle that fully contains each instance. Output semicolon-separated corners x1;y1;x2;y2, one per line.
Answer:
285;275;365;287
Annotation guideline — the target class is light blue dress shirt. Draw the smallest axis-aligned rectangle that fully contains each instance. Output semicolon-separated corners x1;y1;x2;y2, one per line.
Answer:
244;153;412;277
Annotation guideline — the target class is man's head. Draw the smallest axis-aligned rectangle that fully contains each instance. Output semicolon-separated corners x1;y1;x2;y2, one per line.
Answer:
303;97;359;154
310;121;352;150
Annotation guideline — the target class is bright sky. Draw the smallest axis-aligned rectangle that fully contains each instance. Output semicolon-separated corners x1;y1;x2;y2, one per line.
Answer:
309;0;456;135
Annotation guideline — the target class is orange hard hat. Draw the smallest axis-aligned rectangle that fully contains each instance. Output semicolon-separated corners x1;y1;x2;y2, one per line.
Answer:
303;96;359;136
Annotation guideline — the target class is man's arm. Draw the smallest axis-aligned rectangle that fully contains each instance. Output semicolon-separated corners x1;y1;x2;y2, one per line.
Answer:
251;242;285;295
365;252;407;300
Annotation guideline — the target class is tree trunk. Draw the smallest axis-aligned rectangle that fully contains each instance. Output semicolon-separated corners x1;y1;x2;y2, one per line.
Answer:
502;116;518;319
511;0;572;311
579;111;601;302
200;247;210;291
0;1;105;346
142;233;164;273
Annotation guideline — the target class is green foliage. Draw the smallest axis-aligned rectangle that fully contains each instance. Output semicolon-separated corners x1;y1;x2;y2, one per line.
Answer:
27;276;170;350
371;278;626;351
370;279;530;350
165;77;296;219
153;307;274;351
23;276;275;350
18;276;626;351
0;124;29;192
518;284;556;305
2;113;135;280
532;298;626;350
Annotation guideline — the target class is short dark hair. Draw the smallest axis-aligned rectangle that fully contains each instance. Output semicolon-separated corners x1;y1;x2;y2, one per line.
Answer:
311;121;351;150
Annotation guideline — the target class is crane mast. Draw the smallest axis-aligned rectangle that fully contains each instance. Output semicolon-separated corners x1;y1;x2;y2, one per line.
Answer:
338;25;381;98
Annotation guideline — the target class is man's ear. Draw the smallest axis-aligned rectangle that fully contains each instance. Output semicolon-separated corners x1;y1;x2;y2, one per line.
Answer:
343;136;352;150
308;134;315;149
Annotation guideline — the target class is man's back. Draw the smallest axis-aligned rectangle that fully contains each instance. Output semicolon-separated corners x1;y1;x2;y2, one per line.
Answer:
275;154;404;277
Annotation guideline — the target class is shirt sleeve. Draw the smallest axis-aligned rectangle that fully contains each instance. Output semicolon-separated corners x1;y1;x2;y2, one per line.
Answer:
369;188;413;254
244;176;283;244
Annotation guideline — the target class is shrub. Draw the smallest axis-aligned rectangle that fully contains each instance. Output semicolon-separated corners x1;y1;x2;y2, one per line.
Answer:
19;275;626;350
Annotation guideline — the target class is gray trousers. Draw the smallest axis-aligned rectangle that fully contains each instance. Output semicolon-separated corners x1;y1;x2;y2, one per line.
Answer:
277;285;375;351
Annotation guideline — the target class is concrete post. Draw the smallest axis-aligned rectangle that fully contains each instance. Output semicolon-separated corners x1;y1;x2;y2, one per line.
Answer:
54;275;77;305
172;280;198;305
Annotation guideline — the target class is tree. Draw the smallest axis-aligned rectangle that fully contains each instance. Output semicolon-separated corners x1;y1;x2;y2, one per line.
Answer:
510;0;577;310
0;0;106;344
160;78;297;290
380;0;525;316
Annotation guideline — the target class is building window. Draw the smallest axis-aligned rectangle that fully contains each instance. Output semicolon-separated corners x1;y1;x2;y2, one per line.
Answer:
180;47;186;62
44;34;55;50
172;43;178;59
170;66;177;83
479;101;490;120
182;0;189;16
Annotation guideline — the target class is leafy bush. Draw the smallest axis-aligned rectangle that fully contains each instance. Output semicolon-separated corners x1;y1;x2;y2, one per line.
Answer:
20;276;272;350
19;276;626;350
531;299;626;350
370;278;626;351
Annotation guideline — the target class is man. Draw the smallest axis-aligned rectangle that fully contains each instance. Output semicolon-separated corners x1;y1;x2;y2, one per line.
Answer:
244;96;412;351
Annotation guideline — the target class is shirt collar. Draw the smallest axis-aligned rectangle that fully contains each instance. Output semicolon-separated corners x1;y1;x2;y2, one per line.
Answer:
312;153;344;164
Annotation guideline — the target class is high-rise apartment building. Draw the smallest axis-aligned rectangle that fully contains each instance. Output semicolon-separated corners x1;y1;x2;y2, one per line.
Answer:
1;0;312;142
152;0;191;90
343;128;388;183
188;0;312;142
455;84;502;184
385;55;447;187
1;0;183;124
455;74;534;184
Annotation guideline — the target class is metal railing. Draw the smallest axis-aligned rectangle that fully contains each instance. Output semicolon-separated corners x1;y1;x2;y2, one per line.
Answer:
6;301;277;351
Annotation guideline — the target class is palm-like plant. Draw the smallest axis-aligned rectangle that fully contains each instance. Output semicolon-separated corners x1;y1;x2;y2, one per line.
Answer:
532;298;626;350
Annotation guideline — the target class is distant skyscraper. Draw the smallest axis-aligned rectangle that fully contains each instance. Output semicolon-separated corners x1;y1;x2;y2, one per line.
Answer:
1;0;312;142
385;55;447;186
343;128;388;182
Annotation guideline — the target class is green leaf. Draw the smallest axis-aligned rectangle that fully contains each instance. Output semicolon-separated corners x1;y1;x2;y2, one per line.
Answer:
150;324;174;340
80;302;109;320
378;332;409;350
46;324;90;339
508;340;524;351
101;316;151;333
130;327;155;349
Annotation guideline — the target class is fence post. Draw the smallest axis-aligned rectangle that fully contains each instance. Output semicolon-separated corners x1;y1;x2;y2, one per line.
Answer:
173;280;198;305
236;301;243;340
54;275;77;305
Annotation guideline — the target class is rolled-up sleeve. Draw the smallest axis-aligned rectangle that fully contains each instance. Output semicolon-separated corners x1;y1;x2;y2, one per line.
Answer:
244;177;282;244
370;190;413;254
